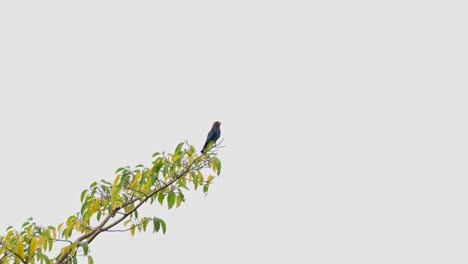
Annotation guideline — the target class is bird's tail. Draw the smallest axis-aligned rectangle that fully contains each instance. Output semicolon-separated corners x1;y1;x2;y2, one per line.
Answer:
201;143;208;154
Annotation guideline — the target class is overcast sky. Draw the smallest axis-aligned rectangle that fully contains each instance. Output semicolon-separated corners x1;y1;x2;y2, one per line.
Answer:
0;1;467;263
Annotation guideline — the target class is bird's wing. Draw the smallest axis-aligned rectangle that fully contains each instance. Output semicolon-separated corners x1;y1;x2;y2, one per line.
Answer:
206;129;216;142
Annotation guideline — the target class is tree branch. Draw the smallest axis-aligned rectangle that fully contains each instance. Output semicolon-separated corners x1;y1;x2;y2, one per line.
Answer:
53;143;221;264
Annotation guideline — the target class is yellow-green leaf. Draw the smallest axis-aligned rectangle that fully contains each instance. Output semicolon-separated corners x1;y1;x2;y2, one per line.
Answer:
66;215;76;224
142;177;152;194
74;221;81;232
112;174;121;191
64;223;74;239
130;172;141;189
57;223;64;233
2;239;11;250
171;154;180;163
27;225;33;237
207;175;214;183
124;219;132;227
39;235;46;251
176;196;182;208
48;237;53;251
5;230;14;241
15;236;25;259
130;225;136;236
211;159;217;171
88;256;94;264
50;227;57;239
29;236;38;259
198;174;204;185
111;175;122;202
61;245;71;254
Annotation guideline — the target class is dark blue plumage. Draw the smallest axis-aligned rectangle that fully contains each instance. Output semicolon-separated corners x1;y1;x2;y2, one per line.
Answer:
201;121;221;153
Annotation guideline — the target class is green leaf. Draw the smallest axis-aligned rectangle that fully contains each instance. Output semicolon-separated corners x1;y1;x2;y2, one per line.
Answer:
157;192;166;206
203;184;209;193
167;192;176;209
159;219;166;234
82;241;89;255
115;167;125;174
152;158;163;173
152;217;167;234
214;158;222;175
43;254;50;264
80;190;88;203
66;215;76;224
153;218;160;233
175;142;184;154
178;190;185;201
192;173;199;190
139;170;147;184
88;255;94;264
80;200;89;215
162;163;169;176
133;210;139;219
152;152;160;158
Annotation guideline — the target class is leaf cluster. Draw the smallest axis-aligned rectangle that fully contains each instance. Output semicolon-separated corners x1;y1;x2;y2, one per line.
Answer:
0;142;222;264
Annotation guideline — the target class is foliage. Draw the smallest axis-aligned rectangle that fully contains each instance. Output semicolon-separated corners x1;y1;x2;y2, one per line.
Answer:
0;142;222;264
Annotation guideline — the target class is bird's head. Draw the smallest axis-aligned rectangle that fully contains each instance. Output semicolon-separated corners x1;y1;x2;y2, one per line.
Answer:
213;121;222;127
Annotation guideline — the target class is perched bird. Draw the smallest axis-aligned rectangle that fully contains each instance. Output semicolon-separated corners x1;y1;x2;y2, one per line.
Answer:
201;121;222;153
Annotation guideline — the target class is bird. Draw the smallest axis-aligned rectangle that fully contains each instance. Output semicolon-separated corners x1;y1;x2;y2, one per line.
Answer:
201;121;222;153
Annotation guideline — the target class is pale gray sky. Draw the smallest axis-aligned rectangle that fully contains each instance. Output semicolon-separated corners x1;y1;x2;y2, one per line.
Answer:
1;1;467;263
